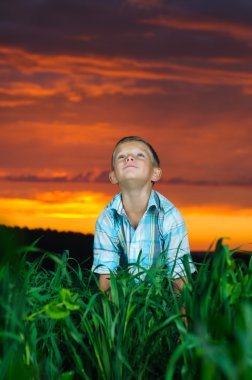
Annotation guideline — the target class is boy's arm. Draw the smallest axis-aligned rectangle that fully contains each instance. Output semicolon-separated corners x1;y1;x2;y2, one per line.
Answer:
172;276;188;327
99;273;111;292
172;276;187;294
162;207;195;327
92;214;119;288
163;206;196;278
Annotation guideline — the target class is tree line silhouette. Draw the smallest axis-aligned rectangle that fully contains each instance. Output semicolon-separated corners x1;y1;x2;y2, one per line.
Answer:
0;224;93;270
0;224;250;269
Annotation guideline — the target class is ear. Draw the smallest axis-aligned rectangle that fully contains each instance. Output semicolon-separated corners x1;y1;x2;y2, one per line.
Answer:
151;167;162;183
109;170;118;184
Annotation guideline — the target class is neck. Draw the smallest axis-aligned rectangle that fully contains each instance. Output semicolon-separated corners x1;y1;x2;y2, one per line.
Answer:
120;186;153;228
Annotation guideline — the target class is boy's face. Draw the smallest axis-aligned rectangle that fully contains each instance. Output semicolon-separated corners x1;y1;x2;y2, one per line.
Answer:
109;141;161;187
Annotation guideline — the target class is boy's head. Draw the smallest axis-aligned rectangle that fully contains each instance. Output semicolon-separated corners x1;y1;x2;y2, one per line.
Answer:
111;136;160;169
109;136;162;186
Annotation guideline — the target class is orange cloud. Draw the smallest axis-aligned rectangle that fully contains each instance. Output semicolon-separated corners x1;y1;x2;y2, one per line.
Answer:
0;82;59;97
1;45;252;105
0;78;165;102
242;86;252;95
142;15;252;42
0;99;35;108
0;120;125;147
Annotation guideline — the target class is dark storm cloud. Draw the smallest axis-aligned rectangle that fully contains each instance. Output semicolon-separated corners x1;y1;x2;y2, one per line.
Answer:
169;0;252;24
161;177;252;187
1;172;252;187
0;0;252;61
0;171;110;183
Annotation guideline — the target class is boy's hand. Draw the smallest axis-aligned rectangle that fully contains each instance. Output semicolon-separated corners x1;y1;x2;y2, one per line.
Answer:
172;276;187;295
179;304;188;327
99;274;111;292
172;276;188;342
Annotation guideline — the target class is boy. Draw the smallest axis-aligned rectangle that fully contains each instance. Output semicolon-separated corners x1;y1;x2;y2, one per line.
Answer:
92;136;196;294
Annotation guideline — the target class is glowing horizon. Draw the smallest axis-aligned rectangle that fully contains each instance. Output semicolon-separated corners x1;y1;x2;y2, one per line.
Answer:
1;187;251;252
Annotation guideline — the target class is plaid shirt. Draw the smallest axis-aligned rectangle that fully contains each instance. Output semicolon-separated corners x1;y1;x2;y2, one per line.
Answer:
92;190;196;278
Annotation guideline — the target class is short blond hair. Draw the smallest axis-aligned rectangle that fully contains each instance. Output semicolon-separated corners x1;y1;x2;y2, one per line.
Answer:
111;136;160;169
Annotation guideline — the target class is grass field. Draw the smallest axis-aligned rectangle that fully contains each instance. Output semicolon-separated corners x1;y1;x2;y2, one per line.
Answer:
0;230;252;380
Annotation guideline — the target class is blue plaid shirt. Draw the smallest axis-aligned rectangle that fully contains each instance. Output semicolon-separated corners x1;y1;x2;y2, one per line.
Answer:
92;190;196;278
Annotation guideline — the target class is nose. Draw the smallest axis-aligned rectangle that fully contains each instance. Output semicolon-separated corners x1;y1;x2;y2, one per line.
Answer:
126;154;134;162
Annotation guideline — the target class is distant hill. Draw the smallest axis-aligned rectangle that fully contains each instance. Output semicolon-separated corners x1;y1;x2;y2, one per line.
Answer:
0;224;93;269
0;225;250;269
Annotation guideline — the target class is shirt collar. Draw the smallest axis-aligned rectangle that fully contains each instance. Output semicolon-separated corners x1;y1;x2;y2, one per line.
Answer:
111;190;158;216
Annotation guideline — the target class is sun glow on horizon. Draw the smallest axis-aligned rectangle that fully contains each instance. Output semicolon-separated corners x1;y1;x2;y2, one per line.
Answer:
0;191;251;252
182;206;252;251
0;191;111;235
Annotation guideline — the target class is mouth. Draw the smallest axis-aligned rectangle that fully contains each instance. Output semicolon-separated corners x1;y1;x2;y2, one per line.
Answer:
124;165;137;169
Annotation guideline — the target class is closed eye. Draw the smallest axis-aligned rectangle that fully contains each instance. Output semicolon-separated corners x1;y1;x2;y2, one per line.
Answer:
117;154;125;159
137;153;145;157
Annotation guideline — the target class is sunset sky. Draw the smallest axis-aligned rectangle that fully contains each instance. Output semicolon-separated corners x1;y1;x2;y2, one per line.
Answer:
0;0;252;251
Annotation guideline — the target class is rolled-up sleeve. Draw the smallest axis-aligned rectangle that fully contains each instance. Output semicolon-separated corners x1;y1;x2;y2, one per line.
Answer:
163;207;196;278
92;212;120;274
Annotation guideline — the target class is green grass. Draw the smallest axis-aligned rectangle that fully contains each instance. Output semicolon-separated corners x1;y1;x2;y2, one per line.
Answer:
0;231;251;380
